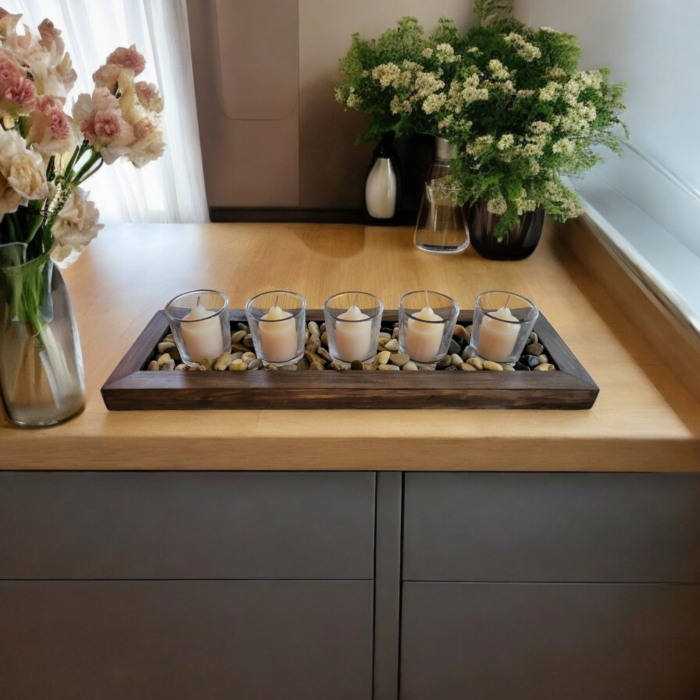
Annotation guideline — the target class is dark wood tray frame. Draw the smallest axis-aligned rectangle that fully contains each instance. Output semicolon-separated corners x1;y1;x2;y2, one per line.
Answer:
101;310;599;410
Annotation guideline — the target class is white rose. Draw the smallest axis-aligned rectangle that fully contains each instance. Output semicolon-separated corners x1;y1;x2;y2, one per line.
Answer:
50;187;103;267
7;149;48;199
0;128;49;203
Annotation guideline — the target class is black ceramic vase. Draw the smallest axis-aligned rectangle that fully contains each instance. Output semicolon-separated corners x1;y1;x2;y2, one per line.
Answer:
466;201;545;261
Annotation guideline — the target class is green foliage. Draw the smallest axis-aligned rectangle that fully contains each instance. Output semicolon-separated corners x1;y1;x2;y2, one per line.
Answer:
335;13;628;238
474;0;514;27
335;18;468;143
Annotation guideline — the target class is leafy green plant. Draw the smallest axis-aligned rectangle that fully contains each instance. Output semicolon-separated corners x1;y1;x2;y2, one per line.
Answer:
444;21;628;237
335;17;468;143
335;7;628;239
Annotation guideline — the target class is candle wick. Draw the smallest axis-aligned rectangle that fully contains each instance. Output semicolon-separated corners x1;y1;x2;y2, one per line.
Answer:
274;294;279;309
353;293;359;309
196;295;200;307
504;294;511;309
424;290;429;309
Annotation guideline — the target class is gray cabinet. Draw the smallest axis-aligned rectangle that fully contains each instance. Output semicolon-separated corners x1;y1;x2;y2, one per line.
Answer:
0;472;376;700
403;473;700;582
3;470;700;699
400;582;700;700
400;473;700;700
0;472;375;580
0;580;373;700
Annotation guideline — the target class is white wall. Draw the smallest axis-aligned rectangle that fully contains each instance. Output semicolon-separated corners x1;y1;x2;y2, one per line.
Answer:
189;0;477;210
514;0;700;333
515;0;700;195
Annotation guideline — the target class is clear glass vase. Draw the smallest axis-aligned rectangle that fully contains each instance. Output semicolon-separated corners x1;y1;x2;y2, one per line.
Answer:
414;179;470;254
424;136;453;184
0;245;85;427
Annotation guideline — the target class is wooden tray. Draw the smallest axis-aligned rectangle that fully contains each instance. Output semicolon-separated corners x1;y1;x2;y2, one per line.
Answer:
101;309;598;410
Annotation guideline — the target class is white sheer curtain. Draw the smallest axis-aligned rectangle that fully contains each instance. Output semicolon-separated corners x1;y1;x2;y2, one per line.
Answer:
6;0;209;223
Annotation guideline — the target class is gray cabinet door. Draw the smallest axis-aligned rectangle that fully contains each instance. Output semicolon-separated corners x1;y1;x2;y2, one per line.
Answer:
403;473;700;582
0;472;375;579
0;580;373;700
401;582;700;700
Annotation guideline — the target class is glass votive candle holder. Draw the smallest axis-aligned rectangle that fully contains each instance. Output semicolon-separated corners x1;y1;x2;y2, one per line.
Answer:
469;290;539;365
164;289;231;366
323;291;384;366
398;290;459;366
245;290;306;366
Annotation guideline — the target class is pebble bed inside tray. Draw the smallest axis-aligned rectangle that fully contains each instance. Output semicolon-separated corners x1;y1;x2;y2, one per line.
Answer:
149;319;557;374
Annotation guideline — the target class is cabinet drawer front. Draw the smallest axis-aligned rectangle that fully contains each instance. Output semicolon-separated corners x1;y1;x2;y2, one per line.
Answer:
404;473;700;582
401;582;700;700
0;580;373;700
0;472;375;579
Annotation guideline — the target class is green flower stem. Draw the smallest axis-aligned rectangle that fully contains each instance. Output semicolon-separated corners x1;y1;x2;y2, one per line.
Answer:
2;254;50;337
63;140;90;180
75;159;104;186
72;151;102;186
1;257;79;414
24;204;47;248
6;214;17;243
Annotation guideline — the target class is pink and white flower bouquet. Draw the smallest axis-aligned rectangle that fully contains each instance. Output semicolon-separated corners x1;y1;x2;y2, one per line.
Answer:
0;8;164;273
0;8;165;427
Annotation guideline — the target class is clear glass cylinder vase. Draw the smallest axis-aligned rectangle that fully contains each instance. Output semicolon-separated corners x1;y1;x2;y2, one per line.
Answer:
414;179;470;254
425;136;453;183
0;246;85;427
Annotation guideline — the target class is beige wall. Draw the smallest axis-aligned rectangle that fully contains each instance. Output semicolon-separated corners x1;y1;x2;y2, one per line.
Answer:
187;0;476;211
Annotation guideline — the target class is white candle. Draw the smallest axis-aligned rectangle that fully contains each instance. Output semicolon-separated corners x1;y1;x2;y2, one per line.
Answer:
477;306;520;362
259;305;299;362
335;305;371;361
405;306;444;363
181;305;224;362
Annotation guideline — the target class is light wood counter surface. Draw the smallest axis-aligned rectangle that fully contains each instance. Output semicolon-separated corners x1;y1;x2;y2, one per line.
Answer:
1;222;699;471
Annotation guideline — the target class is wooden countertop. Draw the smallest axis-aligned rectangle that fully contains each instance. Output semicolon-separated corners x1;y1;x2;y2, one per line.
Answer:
1;222;699;471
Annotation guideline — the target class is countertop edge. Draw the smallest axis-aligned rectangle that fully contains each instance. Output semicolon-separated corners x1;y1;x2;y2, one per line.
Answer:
2;435;699;472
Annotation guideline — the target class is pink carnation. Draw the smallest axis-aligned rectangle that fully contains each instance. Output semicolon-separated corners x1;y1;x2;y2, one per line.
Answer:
93;109;122;143
79;117;96;142
0;53;23;91
5;76;36;111
36;94;63;112
25;95;75;155
49;107;71;141
106;45;145;76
